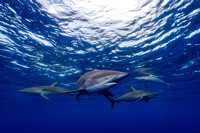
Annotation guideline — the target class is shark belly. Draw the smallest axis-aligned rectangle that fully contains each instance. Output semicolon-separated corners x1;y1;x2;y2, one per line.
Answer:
86;82;117;93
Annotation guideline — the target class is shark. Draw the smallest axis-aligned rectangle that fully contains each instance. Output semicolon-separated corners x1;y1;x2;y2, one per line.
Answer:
18;82;71;100
104;87;160;108
134;75;170;88
65;70;129;102
134;67;159;75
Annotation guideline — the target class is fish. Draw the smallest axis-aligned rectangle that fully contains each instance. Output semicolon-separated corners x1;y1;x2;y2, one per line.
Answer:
134;67;159;75
104;87;160;108
18;82;70;100
134;75;170;88
65;70;129;102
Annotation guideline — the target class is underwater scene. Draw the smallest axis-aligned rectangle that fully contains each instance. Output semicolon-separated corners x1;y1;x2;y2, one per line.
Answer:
0;0;200;133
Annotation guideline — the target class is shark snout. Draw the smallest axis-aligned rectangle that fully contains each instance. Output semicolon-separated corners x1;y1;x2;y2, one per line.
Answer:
119;73;129;78
113;72;129;82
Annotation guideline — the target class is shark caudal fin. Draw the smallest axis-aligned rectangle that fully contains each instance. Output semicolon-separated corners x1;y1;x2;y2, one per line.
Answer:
103;90;115;109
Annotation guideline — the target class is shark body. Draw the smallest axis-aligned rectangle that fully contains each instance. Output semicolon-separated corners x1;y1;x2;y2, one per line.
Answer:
104;87;160;108
134;68;159;75
18;82;70;100
65;70;129;102
134;75;170;88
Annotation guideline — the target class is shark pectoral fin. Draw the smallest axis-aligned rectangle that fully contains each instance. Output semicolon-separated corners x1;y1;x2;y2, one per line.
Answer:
40;93;50;100
135;96;143;102
50;82;58;87
103;93;115;109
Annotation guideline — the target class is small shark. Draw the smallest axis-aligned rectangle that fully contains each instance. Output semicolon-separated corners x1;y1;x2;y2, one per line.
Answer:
134;67;159;75
134;75;170;88
104;87;160;108
18;82;70;100
65;70;129;102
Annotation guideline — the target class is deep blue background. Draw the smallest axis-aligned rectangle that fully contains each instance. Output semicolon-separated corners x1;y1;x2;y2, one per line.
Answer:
0;0;200;133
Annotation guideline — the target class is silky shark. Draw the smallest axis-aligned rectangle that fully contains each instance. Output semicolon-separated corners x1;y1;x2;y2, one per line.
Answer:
18;82;70;100
134;67;159;75
104;87;160;108
65;70;129;102
134;75;170;88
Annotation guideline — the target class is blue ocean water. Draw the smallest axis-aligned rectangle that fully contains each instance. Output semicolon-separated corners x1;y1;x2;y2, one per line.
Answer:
0;0;200;133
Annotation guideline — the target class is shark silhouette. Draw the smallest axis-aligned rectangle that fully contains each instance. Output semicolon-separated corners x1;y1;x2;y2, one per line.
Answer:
18;82;70;100
65;70;129;102
104;87;160;108
134;75;170;88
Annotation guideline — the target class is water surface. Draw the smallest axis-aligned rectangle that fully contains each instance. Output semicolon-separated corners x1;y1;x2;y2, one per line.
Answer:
0;0;200;133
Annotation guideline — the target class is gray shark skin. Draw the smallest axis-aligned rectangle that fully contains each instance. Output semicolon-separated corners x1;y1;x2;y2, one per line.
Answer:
134;68;159;75
77;70;129;92
104;87;160;108
134;75;170;88
18;82;70;100
65;70;129;102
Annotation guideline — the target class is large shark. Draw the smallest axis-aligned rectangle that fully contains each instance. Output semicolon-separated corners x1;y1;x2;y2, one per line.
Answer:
65;70;129;102
18;82;70;100
134;75;170;88
104;87;160;108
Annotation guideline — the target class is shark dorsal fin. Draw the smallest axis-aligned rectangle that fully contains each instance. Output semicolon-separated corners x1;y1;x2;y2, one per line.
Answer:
131;87;136;92
50;82;58;87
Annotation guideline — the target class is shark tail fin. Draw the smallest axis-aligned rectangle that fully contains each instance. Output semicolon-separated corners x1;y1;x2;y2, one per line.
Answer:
111;101;115;109
103;91;115;109
76;95;80;103
103;90;114;96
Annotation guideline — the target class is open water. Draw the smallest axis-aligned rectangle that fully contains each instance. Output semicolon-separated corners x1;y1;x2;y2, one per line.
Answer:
0;0;200;133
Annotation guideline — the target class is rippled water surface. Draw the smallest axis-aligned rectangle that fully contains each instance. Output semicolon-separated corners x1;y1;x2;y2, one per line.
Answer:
0;0;200;133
